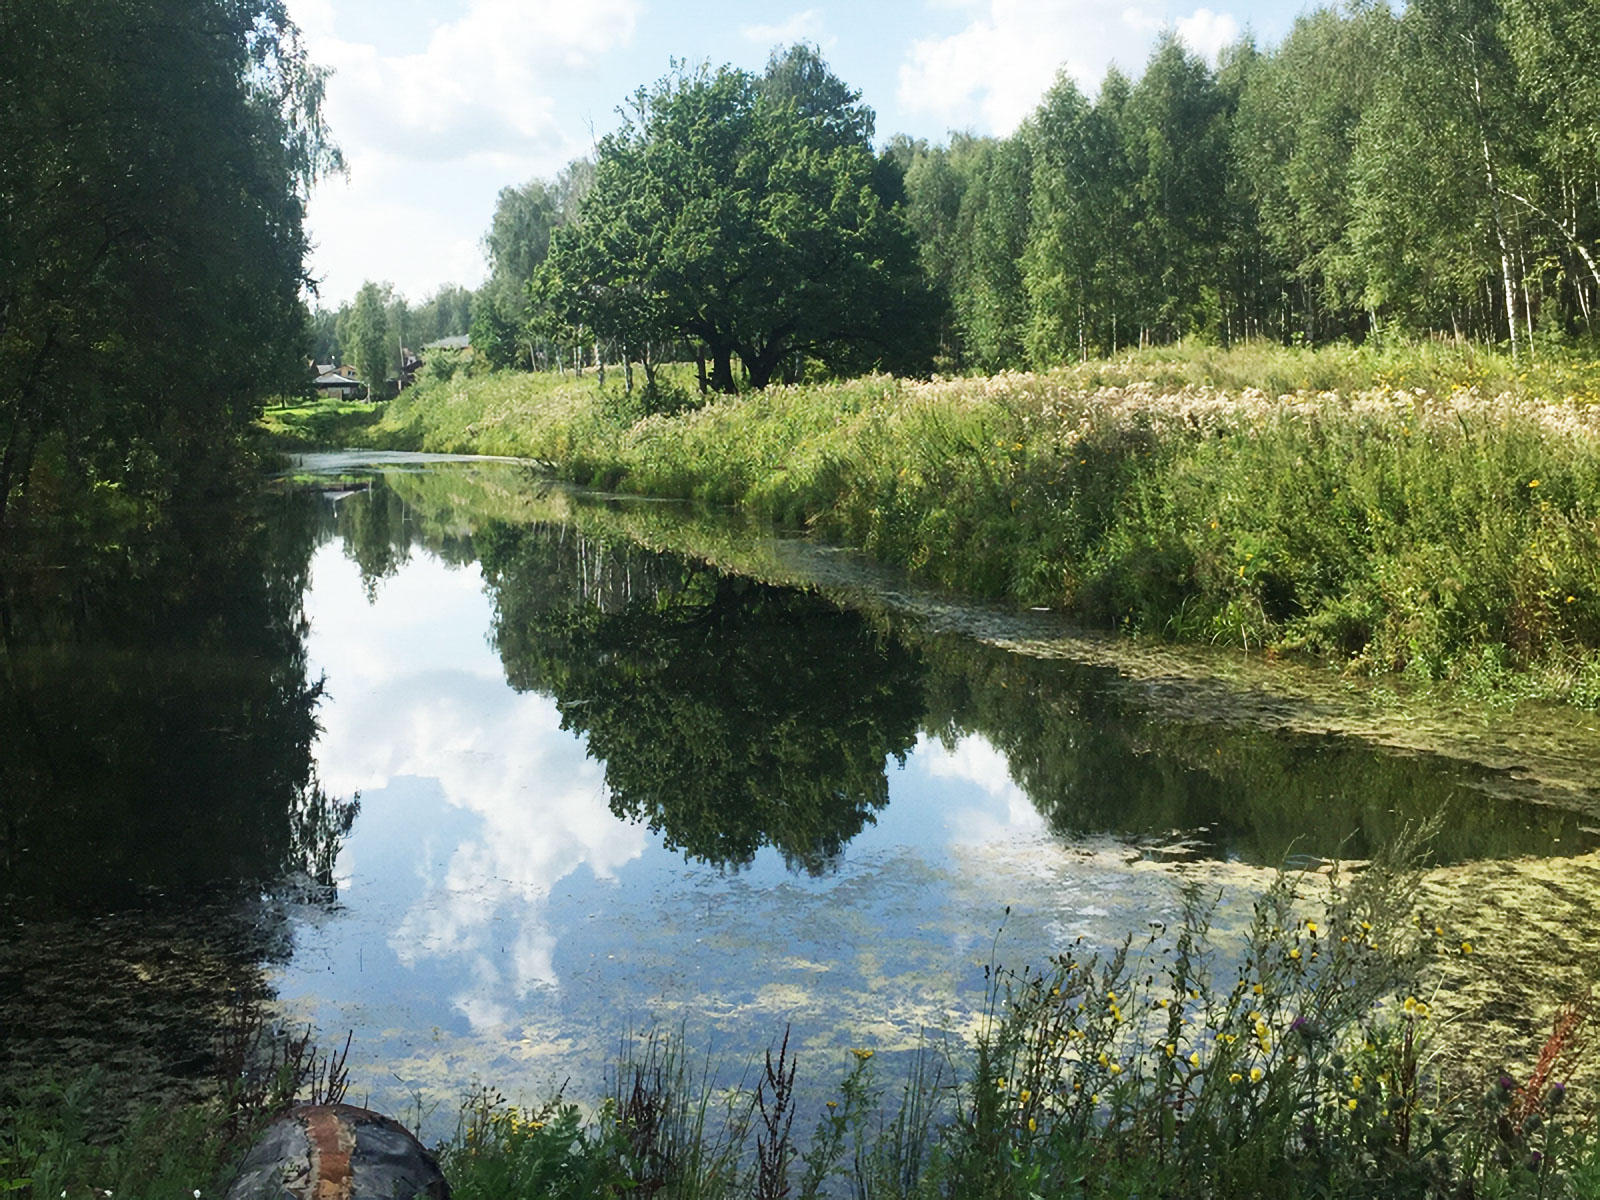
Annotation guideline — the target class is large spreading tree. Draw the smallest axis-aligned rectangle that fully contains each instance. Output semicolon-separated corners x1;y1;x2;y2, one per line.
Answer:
540;46;935;392
0;0;338;527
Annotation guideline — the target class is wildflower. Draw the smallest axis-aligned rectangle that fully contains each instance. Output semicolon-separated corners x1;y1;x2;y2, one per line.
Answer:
1229;1072;1243;1084
1547;1082;1567;1110
1351;1075;1362;1091
1164;1042;1176;1057
1091;1093;1100;1103
1250;1068;1264;1083
852;1048;874;1061
1461;941;1473;954
1252;983;1263;996
1306;921;1318;935
1019;1089;1032;1104
1098;1052;1109;1069
1109;1063;1123;1076
1289;948;1301;961
1529;479;1541;488
827;1101;837;1109
1189;1052;1201;1068
1028;1117;1037;1132
1347;1098;1358;1112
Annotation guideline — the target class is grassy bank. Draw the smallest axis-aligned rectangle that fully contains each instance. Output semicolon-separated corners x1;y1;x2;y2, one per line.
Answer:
9;854;1599;1198
278;342;1600;707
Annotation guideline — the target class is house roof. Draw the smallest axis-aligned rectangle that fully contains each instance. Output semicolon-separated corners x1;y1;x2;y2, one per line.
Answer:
313;371;362;387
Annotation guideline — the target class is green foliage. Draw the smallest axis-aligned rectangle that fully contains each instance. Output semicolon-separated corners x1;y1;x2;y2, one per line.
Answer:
347;343;1600;708
347;281;394;399
0;0;338;529
540;47;936;392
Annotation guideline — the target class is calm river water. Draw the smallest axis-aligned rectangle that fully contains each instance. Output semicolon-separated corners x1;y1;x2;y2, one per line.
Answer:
5;453;1600;1137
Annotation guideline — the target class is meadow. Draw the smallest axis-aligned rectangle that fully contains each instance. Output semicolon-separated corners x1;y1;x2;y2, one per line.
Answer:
325;341;1600;707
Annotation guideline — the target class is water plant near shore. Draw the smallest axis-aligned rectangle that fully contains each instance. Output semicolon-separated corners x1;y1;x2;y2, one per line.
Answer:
435;845;1598;1198
7;846;1597;1198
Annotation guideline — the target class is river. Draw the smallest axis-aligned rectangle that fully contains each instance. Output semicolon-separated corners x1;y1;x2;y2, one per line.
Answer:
5;453;1599;1139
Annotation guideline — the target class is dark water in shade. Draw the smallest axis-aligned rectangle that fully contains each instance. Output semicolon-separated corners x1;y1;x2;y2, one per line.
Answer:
4;455;1598;1136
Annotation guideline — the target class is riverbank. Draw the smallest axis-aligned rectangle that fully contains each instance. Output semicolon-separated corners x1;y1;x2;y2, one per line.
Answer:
281;342;1600;709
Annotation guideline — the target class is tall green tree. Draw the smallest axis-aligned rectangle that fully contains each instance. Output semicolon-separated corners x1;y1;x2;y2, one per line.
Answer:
1023;71;1138;362
951;137;1032;371
1232;7;1394;342
0;0;338;527
1121;35;1232;343
347;282;393;399
541;48;934;392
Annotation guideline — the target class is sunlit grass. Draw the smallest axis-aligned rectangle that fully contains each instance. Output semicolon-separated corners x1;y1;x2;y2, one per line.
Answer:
265;341;1600;707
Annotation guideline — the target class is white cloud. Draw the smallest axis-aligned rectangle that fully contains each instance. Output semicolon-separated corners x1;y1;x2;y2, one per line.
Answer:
897;0;1243;134
740;8;832;50
1175;8;1241;62
286;0;640;303
917;733;1045;841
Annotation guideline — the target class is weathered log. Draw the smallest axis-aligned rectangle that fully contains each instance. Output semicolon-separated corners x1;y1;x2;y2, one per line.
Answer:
225;1104;450;1200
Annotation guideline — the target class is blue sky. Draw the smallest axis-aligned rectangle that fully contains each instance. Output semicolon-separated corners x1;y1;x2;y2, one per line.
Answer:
287;0;1303;309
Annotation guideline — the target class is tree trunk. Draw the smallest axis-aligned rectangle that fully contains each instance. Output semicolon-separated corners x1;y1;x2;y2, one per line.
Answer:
696;345;708;395
710;344;736;394
1469;49;1520;359
745;343;785;391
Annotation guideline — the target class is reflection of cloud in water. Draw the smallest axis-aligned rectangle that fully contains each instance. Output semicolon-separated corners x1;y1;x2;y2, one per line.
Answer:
915;732;1046;841
306;542;646;1028
290;541;1279;1137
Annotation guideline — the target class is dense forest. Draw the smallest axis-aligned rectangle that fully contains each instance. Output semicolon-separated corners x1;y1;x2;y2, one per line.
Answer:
0;0;338;530
329;0;1596;390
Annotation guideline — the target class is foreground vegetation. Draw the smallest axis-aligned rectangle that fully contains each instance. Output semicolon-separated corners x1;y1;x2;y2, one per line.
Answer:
8;851;1597;1198
302;342;1600;708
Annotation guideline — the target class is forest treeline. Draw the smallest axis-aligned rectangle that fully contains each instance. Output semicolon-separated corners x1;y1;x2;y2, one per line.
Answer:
325;0;1599;391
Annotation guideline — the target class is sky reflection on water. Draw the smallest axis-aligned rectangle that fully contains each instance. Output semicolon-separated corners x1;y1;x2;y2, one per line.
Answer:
276;539;1223;1131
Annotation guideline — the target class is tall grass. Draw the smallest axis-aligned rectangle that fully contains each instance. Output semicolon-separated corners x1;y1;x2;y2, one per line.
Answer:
279;343;1600;706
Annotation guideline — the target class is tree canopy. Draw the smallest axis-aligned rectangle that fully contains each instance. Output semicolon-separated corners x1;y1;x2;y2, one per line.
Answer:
539;47;936;392
0;0;338;528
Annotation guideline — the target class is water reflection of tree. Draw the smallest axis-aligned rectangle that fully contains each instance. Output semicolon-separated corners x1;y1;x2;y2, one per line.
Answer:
0;479;357;1115
0;486;355;914
919;636;1591;865
478;523;924;873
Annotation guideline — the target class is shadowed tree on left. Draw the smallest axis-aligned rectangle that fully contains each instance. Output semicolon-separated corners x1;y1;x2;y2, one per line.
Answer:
0;0;340;533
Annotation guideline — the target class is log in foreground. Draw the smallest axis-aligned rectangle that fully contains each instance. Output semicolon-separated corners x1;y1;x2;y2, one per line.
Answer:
226;1104;449;1200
